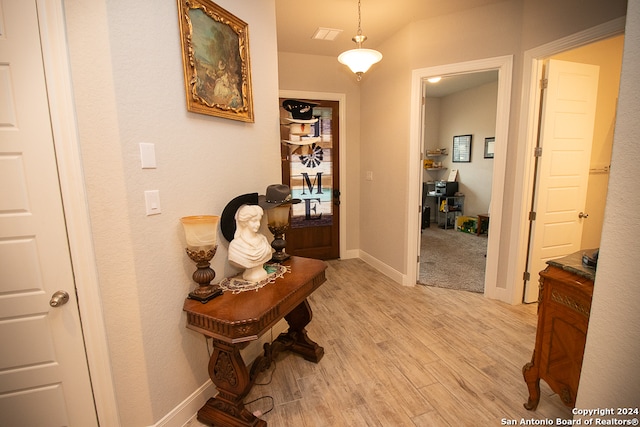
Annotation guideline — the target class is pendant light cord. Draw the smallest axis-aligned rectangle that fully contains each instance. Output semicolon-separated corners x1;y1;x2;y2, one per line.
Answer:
357;0;363;37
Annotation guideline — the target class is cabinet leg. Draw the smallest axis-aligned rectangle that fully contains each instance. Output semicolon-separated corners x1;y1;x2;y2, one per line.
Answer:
198;340;266;427
275;299;324;363
522;361;541;411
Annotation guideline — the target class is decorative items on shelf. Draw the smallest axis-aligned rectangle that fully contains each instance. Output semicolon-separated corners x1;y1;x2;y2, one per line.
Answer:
281;99;320;147
180;215;223;302
426;148;448;156
424;159;443;169
425;148;447;169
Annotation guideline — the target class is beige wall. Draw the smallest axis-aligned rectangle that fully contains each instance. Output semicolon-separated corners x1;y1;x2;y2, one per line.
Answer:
359;25;415;271
577;0;640;409
435;81;498;216
63;0;281;425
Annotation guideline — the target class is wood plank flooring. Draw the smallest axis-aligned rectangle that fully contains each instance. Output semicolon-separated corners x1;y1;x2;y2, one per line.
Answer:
196;258;573;426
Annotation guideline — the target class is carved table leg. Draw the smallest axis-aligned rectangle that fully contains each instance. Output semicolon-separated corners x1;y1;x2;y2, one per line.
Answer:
275;299;324;363
522;360;541;411
197;339;266;427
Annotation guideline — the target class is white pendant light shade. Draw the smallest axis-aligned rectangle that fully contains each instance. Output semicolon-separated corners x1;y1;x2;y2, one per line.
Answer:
338;0;382;80
338;48;383;74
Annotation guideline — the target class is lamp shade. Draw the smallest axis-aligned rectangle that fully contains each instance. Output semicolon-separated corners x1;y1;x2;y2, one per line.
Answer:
180;215;219;249
266;204;291;228
338;48;383;74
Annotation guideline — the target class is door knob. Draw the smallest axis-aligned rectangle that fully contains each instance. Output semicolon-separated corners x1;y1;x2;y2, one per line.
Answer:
579;212;589;219
50;291;70;307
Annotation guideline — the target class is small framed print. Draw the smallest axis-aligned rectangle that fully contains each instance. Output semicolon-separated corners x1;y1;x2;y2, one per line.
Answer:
453;134;472;162
484;137;495;159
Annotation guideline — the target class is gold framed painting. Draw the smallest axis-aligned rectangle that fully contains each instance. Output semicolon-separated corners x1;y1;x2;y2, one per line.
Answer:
177;0;254;122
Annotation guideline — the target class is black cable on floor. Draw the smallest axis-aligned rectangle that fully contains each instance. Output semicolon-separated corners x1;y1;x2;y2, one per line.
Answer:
254;359;277;386
245;395;275;417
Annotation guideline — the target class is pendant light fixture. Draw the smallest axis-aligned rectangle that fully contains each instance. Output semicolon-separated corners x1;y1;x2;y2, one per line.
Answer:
338;0;382;81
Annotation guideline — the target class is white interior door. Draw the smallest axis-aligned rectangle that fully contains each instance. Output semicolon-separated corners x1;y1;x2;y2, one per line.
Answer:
524;59;599;302
0;1;98;425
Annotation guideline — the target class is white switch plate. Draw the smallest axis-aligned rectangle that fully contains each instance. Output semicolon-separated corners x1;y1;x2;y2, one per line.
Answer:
140;143;157;169
365;171;373;181
144;190;161;215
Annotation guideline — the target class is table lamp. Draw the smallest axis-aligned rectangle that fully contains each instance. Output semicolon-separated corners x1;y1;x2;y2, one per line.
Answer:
266;204;291;262
180;215;222;302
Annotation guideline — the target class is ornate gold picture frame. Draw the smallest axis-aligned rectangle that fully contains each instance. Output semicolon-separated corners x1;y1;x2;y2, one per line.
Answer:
177;0;254;122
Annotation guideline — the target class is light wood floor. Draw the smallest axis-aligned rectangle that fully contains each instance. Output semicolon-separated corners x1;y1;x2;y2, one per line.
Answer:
198;258;572;426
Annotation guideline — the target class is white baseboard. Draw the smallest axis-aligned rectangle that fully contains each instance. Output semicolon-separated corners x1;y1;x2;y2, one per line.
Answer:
358;250;407;285
150;380;214;427
341;248;360;259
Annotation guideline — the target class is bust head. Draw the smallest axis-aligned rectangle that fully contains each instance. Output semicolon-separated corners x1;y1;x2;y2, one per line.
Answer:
234;204;263;239
228;204;272;282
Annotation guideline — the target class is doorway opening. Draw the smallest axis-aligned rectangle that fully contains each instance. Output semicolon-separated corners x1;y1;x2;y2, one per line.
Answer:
279;90;347;259
407;55;513;300
521;34;624;302
507;17;626;305
419;70;498;294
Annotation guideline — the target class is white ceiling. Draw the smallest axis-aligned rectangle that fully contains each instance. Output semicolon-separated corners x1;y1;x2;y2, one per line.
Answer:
425;71;499;98
275;0;507;94
275;0;511;57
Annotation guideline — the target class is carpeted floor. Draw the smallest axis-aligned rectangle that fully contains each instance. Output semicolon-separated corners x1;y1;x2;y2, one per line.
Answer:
419;225;488;293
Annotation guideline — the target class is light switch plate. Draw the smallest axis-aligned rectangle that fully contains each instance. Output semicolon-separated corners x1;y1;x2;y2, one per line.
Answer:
144;190;161;215
140;143;157;169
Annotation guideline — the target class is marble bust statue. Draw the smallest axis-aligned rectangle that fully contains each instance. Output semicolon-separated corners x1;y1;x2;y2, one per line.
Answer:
227;204;273;282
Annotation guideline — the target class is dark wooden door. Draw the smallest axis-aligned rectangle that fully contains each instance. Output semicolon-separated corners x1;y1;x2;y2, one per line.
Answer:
279;98;340;260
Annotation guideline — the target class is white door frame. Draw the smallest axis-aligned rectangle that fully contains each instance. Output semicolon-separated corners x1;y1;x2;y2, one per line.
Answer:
38;1;120;424
279;89;350;259
407;56;513;300
507;17;626;305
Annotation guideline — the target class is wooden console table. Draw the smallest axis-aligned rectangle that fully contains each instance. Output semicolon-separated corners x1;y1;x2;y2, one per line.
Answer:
522;251;595;410
183;256;327;427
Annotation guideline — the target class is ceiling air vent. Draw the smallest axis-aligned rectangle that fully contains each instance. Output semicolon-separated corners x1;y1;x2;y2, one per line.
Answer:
312;27;343;41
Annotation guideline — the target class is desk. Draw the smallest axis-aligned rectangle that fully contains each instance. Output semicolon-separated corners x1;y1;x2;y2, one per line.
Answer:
183;256;326;427
426;194;464;229
477;213;489;236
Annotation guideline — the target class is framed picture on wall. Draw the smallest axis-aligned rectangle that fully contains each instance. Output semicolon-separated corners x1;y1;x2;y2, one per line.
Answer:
452;134;472;162
484;137;495;158
177;0;254;122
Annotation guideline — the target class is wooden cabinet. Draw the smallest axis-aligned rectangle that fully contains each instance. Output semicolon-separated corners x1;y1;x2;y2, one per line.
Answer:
523;253;595;410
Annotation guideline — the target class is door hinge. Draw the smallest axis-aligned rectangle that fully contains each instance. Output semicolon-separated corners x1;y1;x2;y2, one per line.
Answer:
534;146;542;157
529;211;536;221
417;255;421;263
523;271;531;281
540;78;548;89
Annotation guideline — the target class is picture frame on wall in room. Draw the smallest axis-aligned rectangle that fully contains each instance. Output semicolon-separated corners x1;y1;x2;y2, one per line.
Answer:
453;134;472;162
177;0;254;122
484;137;495;159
